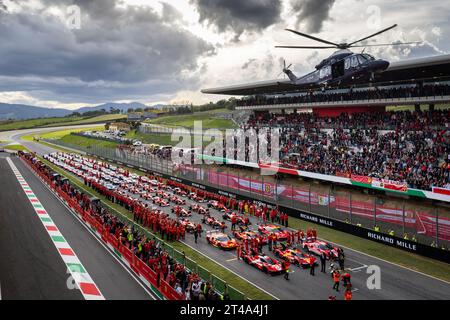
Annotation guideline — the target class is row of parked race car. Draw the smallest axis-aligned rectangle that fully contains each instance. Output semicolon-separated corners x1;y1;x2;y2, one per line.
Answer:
44;152;341;276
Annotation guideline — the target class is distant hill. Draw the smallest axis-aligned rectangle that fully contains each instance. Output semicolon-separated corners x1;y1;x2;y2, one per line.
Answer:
75;102;149;114
0;101;178;120
0;103;71;120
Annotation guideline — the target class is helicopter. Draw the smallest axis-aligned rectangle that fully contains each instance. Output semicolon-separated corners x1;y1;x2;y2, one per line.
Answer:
276;24;420;88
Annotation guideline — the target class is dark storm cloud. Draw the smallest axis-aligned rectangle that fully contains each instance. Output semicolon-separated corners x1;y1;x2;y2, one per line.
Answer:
291;0;335;33
191;0;282;38
0;0;7;11
0;0;214;103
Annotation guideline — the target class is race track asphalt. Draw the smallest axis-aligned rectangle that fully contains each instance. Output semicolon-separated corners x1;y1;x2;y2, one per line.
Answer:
0;152;154;300
0;153;83;300
6;129;450;300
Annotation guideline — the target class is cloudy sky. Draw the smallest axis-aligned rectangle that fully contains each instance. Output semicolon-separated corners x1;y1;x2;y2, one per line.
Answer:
0;0;448;109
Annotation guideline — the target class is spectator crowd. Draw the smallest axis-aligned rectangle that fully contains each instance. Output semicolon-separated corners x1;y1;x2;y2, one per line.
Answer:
239;109;450;191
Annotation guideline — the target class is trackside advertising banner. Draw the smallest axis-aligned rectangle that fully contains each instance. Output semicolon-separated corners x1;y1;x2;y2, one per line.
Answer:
205;169;450;241
198;156;450;203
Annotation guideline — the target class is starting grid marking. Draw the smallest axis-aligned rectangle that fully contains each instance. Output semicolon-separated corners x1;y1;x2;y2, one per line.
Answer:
6;158;104;300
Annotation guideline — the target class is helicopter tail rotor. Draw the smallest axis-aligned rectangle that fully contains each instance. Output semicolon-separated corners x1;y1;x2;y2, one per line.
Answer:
277;59;292;78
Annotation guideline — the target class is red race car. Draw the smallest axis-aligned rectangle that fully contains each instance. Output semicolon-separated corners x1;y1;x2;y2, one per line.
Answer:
178;218;196;233
241;253;284;275
202;215;226;229
173;187;188;197
223;212;250;226
170;195;186;205
206;231;237;250
156;190;171;199
188;192;207;203
273;245;318;268
152;197;170;207
189;204;210;215
141;192;154;201
302;240;339;260
171;205;191;217
233;229;267;245
208;200;228;211
258;224;290;241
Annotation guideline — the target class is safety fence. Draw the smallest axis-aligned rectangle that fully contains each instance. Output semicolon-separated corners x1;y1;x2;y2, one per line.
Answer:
21;153;246;300
47;139;450;251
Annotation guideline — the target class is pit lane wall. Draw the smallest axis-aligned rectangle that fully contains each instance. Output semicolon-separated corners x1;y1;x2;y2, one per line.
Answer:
20;155;182;301
86;152;450;264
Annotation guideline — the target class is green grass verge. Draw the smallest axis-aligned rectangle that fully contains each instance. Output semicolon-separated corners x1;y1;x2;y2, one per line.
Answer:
0;114;125;132
126;130;211;147
29;138;450;284
0;116;85;131
38;156;272;300
3;144;28;151
44;114;126;126
56;134;118;149
22;126;105;142
145;109;237;129
288;218;450;282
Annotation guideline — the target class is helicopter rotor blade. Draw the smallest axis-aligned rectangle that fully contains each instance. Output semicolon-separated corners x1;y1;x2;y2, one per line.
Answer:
349;41;421;48
284;29;340;47
275;45;337;49
347;24;398;46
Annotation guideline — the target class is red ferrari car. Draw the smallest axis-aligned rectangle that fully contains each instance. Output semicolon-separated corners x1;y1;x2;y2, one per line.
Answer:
202;215;225;229
173;188;188;197
208;200;228;211
232;229;267;245
152;197;170;207
206;231;237;250
303;240;339;260
241;253;284;275
189;204;210;215
141;192;154;200
223;212;250;226
156;190;171;199
273;245;318;268
170;195;186;205
258;224;290;241
171;205;191;217
188;192;207;203
178;218;196;233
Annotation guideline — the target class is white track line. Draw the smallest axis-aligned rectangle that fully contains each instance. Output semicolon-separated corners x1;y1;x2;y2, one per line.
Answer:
8;158;104;300
22;158;158;300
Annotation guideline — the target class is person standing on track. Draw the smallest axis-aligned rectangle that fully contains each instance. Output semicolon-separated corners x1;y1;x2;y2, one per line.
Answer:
236;241;241;260
194;228;199;244
332;270;341;292
310;258;316;276
344;287;353;301
283;260;290;280
320;252;327;273
338;248;345;270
